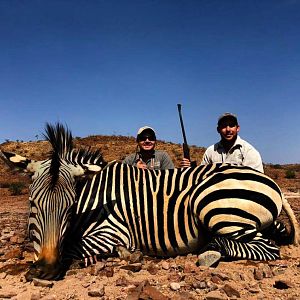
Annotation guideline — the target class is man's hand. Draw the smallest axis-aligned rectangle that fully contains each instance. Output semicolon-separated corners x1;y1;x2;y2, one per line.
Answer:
180;158;191;168
136;159;147;169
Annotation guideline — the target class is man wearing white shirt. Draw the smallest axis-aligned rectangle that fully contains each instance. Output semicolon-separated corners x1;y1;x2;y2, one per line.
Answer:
181;113;264;173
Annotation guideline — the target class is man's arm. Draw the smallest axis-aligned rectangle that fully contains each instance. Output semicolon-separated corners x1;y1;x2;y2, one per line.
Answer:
243;148;264;173
160;152;174;169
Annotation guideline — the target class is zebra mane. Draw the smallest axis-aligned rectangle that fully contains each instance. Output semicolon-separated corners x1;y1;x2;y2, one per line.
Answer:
69;147;107;168
43;123;107;187
44;123;74;188
44;123;73;159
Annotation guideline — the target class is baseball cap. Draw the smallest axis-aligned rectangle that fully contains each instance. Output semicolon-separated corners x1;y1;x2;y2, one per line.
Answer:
217;112;238;126
136;126;156;141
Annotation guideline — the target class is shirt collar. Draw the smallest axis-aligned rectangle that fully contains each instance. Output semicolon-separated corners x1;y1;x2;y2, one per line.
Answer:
217;135;242;150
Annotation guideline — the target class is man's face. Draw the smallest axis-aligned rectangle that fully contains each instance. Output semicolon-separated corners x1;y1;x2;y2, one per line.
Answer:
217;118;240;142
137;132;156;151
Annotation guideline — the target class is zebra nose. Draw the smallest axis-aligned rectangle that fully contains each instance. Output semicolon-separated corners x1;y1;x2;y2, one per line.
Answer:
25;260;64;281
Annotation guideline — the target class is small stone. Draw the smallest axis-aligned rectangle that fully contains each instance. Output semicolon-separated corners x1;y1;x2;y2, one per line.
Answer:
170;282;181;291
211;276;222;284
121;263;142;272
197;251;221;267
32;278;54;288
88;285;105;297
192;281;207;289
253;268;264;280
81;282;90;288
116;276;130;286
161;261;170;270
147;262;159;275
129;251;143;263
90;261;105;275
205;290;227;300
222;283;241;298
184;262;198;273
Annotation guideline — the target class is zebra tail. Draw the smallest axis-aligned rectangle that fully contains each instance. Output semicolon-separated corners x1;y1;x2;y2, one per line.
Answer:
282;196;300;246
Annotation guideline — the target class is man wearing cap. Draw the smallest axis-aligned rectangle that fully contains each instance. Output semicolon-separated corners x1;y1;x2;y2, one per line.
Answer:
123;126;174;170
181;113;264;173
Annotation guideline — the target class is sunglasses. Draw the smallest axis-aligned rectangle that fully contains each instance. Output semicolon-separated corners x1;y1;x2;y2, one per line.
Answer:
138;135;156;142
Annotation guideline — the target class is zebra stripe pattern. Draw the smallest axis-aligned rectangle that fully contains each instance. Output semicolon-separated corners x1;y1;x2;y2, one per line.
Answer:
2;123;298;280
66;161;284;263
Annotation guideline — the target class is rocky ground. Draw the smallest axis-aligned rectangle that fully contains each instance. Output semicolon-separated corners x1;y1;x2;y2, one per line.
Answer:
0;136;299;300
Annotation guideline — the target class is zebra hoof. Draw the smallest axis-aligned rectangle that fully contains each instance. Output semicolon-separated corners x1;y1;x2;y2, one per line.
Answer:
197;251;221;267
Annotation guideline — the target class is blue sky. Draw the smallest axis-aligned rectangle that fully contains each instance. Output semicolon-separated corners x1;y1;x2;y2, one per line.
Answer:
0;0;299;164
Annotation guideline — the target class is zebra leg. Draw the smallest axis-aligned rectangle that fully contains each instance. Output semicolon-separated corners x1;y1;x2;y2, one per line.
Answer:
199;228;280;264
282;196;300;246
261;220;291;245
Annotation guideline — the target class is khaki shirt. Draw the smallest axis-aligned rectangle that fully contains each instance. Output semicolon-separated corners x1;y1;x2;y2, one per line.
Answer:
201;136;264;173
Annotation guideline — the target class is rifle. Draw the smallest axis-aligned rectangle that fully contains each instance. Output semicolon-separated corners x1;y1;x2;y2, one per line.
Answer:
177;104;196;167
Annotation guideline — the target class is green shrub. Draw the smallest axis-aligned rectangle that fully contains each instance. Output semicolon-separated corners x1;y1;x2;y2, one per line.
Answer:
285;170;296;179
8;182;26;195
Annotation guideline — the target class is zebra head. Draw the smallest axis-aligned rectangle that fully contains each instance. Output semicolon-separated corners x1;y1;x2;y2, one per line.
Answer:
0;123;106;280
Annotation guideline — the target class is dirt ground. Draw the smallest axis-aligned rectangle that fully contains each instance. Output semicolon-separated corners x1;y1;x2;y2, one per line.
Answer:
0;137;300;300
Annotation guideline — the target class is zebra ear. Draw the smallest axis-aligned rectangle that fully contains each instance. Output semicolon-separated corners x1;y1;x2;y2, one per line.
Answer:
0;150;38;173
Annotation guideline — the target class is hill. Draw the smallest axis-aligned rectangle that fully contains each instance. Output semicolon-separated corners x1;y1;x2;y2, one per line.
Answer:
0;134;299;192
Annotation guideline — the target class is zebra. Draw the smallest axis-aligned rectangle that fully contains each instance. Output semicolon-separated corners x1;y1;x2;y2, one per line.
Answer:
1;123;299;280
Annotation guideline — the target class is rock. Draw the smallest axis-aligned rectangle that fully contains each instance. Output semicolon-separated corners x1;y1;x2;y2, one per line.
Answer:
211;271;230;281
168;272;182;282
90;261;105;275
211;275;222;284
104;266;114;277
170;282;181;291
161;261;170;270
32;278;54;288
192;281;207;289
0;291;18;298
127;280;168;300
121;263;142;272
222;283;241;298
184;262;198;273
173;291;196;300
88;285;105;297
205;290;227;300
197;251;221;267
147;262;159;275
116;246;131;260
10;235;25;244
129;251;143;263
116;276;130;286
253;268;264;280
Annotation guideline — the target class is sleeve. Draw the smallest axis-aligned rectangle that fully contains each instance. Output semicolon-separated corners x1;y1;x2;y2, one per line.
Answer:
160;152;174;169
122;154;136;166
200;148;212;165
242;147;264;173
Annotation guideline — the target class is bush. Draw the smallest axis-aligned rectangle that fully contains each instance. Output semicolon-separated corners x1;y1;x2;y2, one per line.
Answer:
271;164;282;169
8;182;26;195
285;170;296;179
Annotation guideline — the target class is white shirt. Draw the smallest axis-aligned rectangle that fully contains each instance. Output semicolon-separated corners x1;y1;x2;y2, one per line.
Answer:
201;136;264;173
